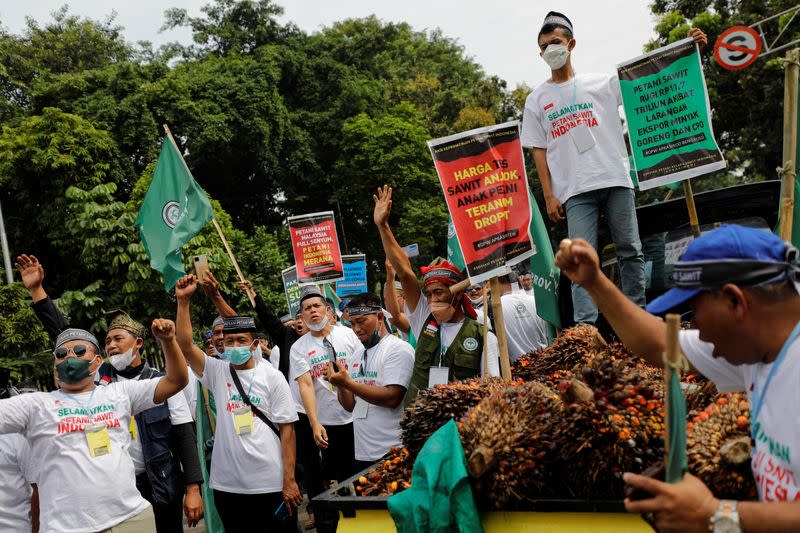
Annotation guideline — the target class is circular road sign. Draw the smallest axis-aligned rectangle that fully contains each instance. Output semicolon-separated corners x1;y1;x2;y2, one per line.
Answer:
714;26;763;70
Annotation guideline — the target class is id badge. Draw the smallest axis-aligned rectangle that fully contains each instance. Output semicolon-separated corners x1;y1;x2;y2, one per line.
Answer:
234;406;254;435
353;399;369;419
85;422;111;458
570;123;596;153
428;366;450;388
128;417;137;441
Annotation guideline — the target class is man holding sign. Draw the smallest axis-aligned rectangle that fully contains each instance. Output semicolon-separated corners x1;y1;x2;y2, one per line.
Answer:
521;11;708;324
374;186;500;407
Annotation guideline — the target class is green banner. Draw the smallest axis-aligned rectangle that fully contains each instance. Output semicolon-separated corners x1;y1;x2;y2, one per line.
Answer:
195;383;224;532
618;38;725;190
446;217;467;272
527;189;561;329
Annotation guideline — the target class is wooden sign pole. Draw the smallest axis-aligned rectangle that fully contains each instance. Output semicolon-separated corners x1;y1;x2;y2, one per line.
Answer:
489;277;512;380
780;48;800;241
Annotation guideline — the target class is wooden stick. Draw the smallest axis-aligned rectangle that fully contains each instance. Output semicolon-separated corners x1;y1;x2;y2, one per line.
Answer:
489;277;511;380
212;218;256;307
780;48;800;241
202;385;216;435
482;283;489;377
664;314;682;465
682;180;701;238
449;278;471;295
161;124;256;307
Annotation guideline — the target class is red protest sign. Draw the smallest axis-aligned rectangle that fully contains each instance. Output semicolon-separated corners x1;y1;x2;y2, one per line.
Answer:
427;121;535;282
288;211;344;286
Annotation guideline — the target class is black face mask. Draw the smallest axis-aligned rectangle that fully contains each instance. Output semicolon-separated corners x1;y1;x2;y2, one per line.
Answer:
57;357;94;384
362;328;381;350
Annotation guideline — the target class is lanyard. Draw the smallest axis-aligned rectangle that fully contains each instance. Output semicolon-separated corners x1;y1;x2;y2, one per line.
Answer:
229;370;256;402
552;77;578;110
750;319;800;441
61;388;98;417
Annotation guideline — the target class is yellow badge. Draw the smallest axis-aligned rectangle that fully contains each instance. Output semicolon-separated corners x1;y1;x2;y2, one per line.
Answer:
234;406;254;435
85;422;111;458
129;417;137;440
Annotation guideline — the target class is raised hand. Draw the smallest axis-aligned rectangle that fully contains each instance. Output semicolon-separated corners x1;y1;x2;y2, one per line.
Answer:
15;254;44;290
175;275;199;301
555;238;601;289
151;319;176;341
373;185;393;227
198;269;220;296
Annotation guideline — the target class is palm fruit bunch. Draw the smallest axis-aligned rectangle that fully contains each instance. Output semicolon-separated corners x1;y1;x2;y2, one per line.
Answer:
687;393;756;499
685;380;720;413
458;382;564;508
549;346;666;499
400;377;519;454
511;324;607;382
353;448;413;496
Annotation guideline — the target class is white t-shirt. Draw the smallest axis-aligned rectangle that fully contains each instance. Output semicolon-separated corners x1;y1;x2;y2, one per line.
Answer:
183;370;199;421
270;346;306;415
407;298;500;377
196;356;298;494
521;73;632;204
350;334;415;461
0;433;35;532
290;325;362;425
115;373;194;475
0;380;160;533
681;329;800;502
498;292;548;360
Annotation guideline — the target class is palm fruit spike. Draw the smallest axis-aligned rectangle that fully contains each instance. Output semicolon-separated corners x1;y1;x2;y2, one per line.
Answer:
687;393;757;499
512;324;606;382
400;377;517;454
550;346;666;499
458;382;564;508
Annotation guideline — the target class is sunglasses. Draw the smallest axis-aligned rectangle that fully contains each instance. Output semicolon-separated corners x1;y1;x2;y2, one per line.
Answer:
53;344;93;359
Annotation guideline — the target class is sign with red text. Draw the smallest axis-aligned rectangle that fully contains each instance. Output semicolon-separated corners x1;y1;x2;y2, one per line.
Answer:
428;121;535;282
288;211;344;286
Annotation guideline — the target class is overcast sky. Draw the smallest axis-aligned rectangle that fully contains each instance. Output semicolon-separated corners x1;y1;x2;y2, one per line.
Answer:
0;0;659;88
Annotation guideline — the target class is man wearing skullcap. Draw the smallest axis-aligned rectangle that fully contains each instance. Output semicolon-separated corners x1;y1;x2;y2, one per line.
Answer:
175;275;302;533
15;255;204;532
373;186;500;407
0;318;188;532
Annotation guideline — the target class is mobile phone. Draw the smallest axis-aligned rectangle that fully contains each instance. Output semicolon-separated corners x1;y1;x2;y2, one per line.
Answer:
274;501;289;521
624;461;665;501
193;255;210;281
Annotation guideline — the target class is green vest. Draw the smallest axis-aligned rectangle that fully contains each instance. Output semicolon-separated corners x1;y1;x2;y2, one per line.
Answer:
404;314;484;407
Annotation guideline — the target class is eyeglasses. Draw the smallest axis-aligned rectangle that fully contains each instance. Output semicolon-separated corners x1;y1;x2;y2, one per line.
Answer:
53;344;91;359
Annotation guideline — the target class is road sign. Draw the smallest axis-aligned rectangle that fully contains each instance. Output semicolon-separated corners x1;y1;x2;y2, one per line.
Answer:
714;26;763;70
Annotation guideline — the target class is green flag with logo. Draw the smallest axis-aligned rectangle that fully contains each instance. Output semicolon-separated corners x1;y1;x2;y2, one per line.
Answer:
528;189;561;329
135;136;213;290
195;384;224;533
446;217;466;272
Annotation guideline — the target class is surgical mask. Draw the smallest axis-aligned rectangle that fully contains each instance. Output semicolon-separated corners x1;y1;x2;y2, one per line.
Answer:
306;314;329;332
109;347;136;371
224;346;252;365
430;299;456;324
468;295;483;306
542;43;569;70
57;357;94;384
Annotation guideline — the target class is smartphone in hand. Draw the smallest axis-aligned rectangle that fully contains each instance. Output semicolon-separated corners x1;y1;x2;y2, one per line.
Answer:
193;255;210;281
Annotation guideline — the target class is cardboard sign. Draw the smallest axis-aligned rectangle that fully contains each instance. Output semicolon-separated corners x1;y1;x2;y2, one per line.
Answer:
281;266;302;317
288;211;344;286
336;254;368;297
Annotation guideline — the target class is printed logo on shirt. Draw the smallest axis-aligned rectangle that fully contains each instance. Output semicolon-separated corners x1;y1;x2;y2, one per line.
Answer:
225;383;264;412
462;337;479;351
56;404;122;434
751;422;798;501
310;353;348;379
514;303;533;319
544;102;554;111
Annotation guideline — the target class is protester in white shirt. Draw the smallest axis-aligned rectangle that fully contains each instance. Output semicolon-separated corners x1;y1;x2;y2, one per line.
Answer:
327;293;415;470
0;431;36;532
488;275;548;360
518;272;535;297
555;225;800;532
383;260;412;342
175;275;302;533
0;322;188;533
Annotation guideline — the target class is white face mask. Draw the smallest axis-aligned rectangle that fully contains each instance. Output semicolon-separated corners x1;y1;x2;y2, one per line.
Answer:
109;347;136;371
542;43;569;70
306;314;329;332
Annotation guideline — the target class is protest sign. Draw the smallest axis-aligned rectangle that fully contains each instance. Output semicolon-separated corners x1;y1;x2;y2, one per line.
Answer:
336;254;368;297
618;38;725;190
281;266;303;317
288;211;344;286
428;121;535;282
402;243;419;258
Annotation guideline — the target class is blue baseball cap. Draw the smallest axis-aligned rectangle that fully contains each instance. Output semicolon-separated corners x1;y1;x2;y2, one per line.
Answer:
646;225;790;314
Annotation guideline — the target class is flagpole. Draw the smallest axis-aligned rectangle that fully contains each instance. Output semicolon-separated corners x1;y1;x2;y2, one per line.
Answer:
162;124;255;307
682;180;701;238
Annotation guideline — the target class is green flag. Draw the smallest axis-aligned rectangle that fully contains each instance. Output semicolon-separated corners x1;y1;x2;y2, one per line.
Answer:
665;365;688;483
527;189;561;329
446;217;466;272
135;135;213;290
195;384;224;532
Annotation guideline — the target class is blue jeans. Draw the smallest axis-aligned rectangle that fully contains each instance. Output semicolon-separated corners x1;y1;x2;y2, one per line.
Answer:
565;186;646;323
